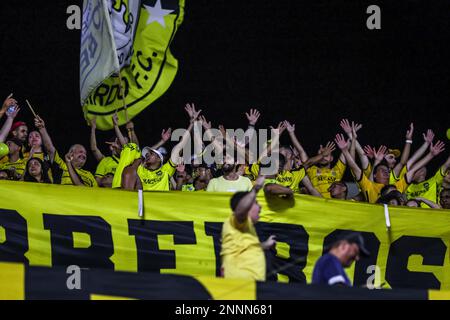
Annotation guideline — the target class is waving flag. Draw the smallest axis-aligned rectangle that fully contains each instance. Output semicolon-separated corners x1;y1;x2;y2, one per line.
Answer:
81;0;185;131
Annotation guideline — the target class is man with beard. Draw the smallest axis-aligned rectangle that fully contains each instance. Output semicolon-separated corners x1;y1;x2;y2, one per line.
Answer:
207;154;253;192
35;115;97;187
439;189;450;209
312;232;370;286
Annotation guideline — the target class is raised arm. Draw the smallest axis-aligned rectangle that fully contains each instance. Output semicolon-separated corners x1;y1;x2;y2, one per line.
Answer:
34;116;56;161
65;152;83;186
126;121;139;147
335;134;362;180
368;146;388;181
285;121;309;163
151;128;172;150
89;117;105;162
393;123;414;176
0;94;17;122
301;175;322;197
234;175;265;223
340;119;368;169
0;106;20;142
257;122;286;163
112;113;127;147
171;104;201;162
407;129;434;170
303;142;335;169
406;141;446;182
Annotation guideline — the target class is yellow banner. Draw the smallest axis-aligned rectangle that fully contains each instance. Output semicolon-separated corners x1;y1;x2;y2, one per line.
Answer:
0;180;449;290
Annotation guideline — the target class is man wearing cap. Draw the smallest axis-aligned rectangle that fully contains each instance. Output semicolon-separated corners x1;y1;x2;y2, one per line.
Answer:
312;232;370;286
220;175;276;281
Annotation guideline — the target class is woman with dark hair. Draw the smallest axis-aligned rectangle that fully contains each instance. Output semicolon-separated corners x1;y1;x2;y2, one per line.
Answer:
23;157;51;183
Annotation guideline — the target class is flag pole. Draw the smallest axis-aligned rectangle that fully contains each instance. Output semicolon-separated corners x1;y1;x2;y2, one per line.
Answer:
117;72;132;141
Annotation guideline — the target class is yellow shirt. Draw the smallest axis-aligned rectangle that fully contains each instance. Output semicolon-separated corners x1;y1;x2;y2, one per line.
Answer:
220;215;265;281
136;160;176;191
0;158;26;177
406;168;445;207
251;163;306;193
357;173;409;203
206;176;253;192
53;151;97;187
306;160;346;198
95;155;120;177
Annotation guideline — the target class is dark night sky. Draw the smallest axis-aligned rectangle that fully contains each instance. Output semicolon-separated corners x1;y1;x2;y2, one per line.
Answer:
0;0;449;172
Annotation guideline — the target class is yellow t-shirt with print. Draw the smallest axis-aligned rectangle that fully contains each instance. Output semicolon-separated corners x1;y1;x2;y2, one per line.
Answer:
406;167;445;207
358;173;409;203
0;158;26;177
95;155;120;178
220;215;265;281
250;163;306;192
306;160;346;198
136;160;176;191
53;151;97;187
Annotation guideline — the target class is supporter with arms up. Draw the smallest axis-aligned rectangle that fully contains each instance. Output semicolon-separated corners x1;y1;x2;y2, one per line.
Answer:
220;175;276;281
35;115;97;187
335;133;445;203
286;120;347;198
121;104;199;191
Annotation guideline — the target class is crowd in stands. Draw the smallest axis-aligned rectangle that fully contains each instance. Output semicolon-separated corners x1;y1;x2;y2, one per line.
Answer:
0;95;449;209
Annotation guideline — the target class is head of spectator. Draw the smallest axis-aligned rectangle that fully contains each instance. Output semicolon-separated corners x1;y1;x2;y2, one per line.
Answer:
67;144;88;169
230;191;261;223
0;170;9;180
377;190;405;206
328;181;348;200
412;166;427;183
373;161;390;185
28;131;42;149
444;171;450;186
380;184;397;198
384;149;401;169
9;121;28;144
23;157;51;183
317;144;334;167
440;189;450;209
5;137;23;160
406;199;421;207
222;154;237;175
326;232;370;268
141;147;164;170
280;146;293;170
194;175;209;191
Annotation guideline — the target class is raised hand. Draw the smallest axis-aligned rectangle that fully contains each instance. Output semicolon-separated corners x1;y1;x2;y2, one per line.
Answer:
423;129;434;144
161;128;172;142
65;152;74;163
34;115;45;129
340;119;352;136
374;145;388;162
90;116;97;129
406;123;414;140
245;109;261;126
218;124;226;138
112;113;119;126
7;106;20;119
1;94;17;113
284;120;295;133
199;115;211;130
185;103;202;122
320;141;336;156
363;145;375;159
270;122;287;135
125;121;134;130
335;134;349;150
430;141;445;156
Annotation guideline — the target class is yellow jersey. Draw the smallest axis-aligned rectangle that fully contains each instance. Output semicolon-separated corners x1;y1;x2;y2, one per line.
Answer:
0;158;26;178
136;160;176;191
53;151;97;187
306;160;346;198
250;163;306;193
357;173;409;203
95;155;120;178
220;215;265;281
406;168;445;207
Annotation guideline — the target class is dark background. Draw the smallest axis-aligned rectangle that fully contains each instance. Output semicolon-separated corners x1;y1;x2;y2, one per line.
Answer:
0;0;449;173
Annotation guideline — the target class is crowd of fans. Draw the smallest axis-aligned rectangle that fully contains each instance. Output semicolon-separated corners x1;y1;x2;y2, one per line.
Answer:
0;95;449;209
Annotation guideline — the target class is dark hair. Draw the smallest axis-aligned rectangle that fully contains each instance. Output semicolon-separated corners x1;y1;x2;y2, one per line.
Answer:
331;181;348;198
380;184;397;197
23;157;51;184
373;161;390;174
376;190;404;205
230;191;250;212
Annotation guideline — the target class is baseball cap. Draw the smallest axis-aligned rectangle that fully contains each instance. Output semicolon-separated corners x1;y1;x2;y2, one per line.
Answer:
9;121;27;134
142;147;164;167
325;231;370;257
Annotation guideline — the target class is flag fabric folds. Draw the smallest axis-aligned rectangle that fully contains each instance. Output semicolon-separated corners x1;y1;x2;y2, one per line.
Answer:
80;0;185;131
